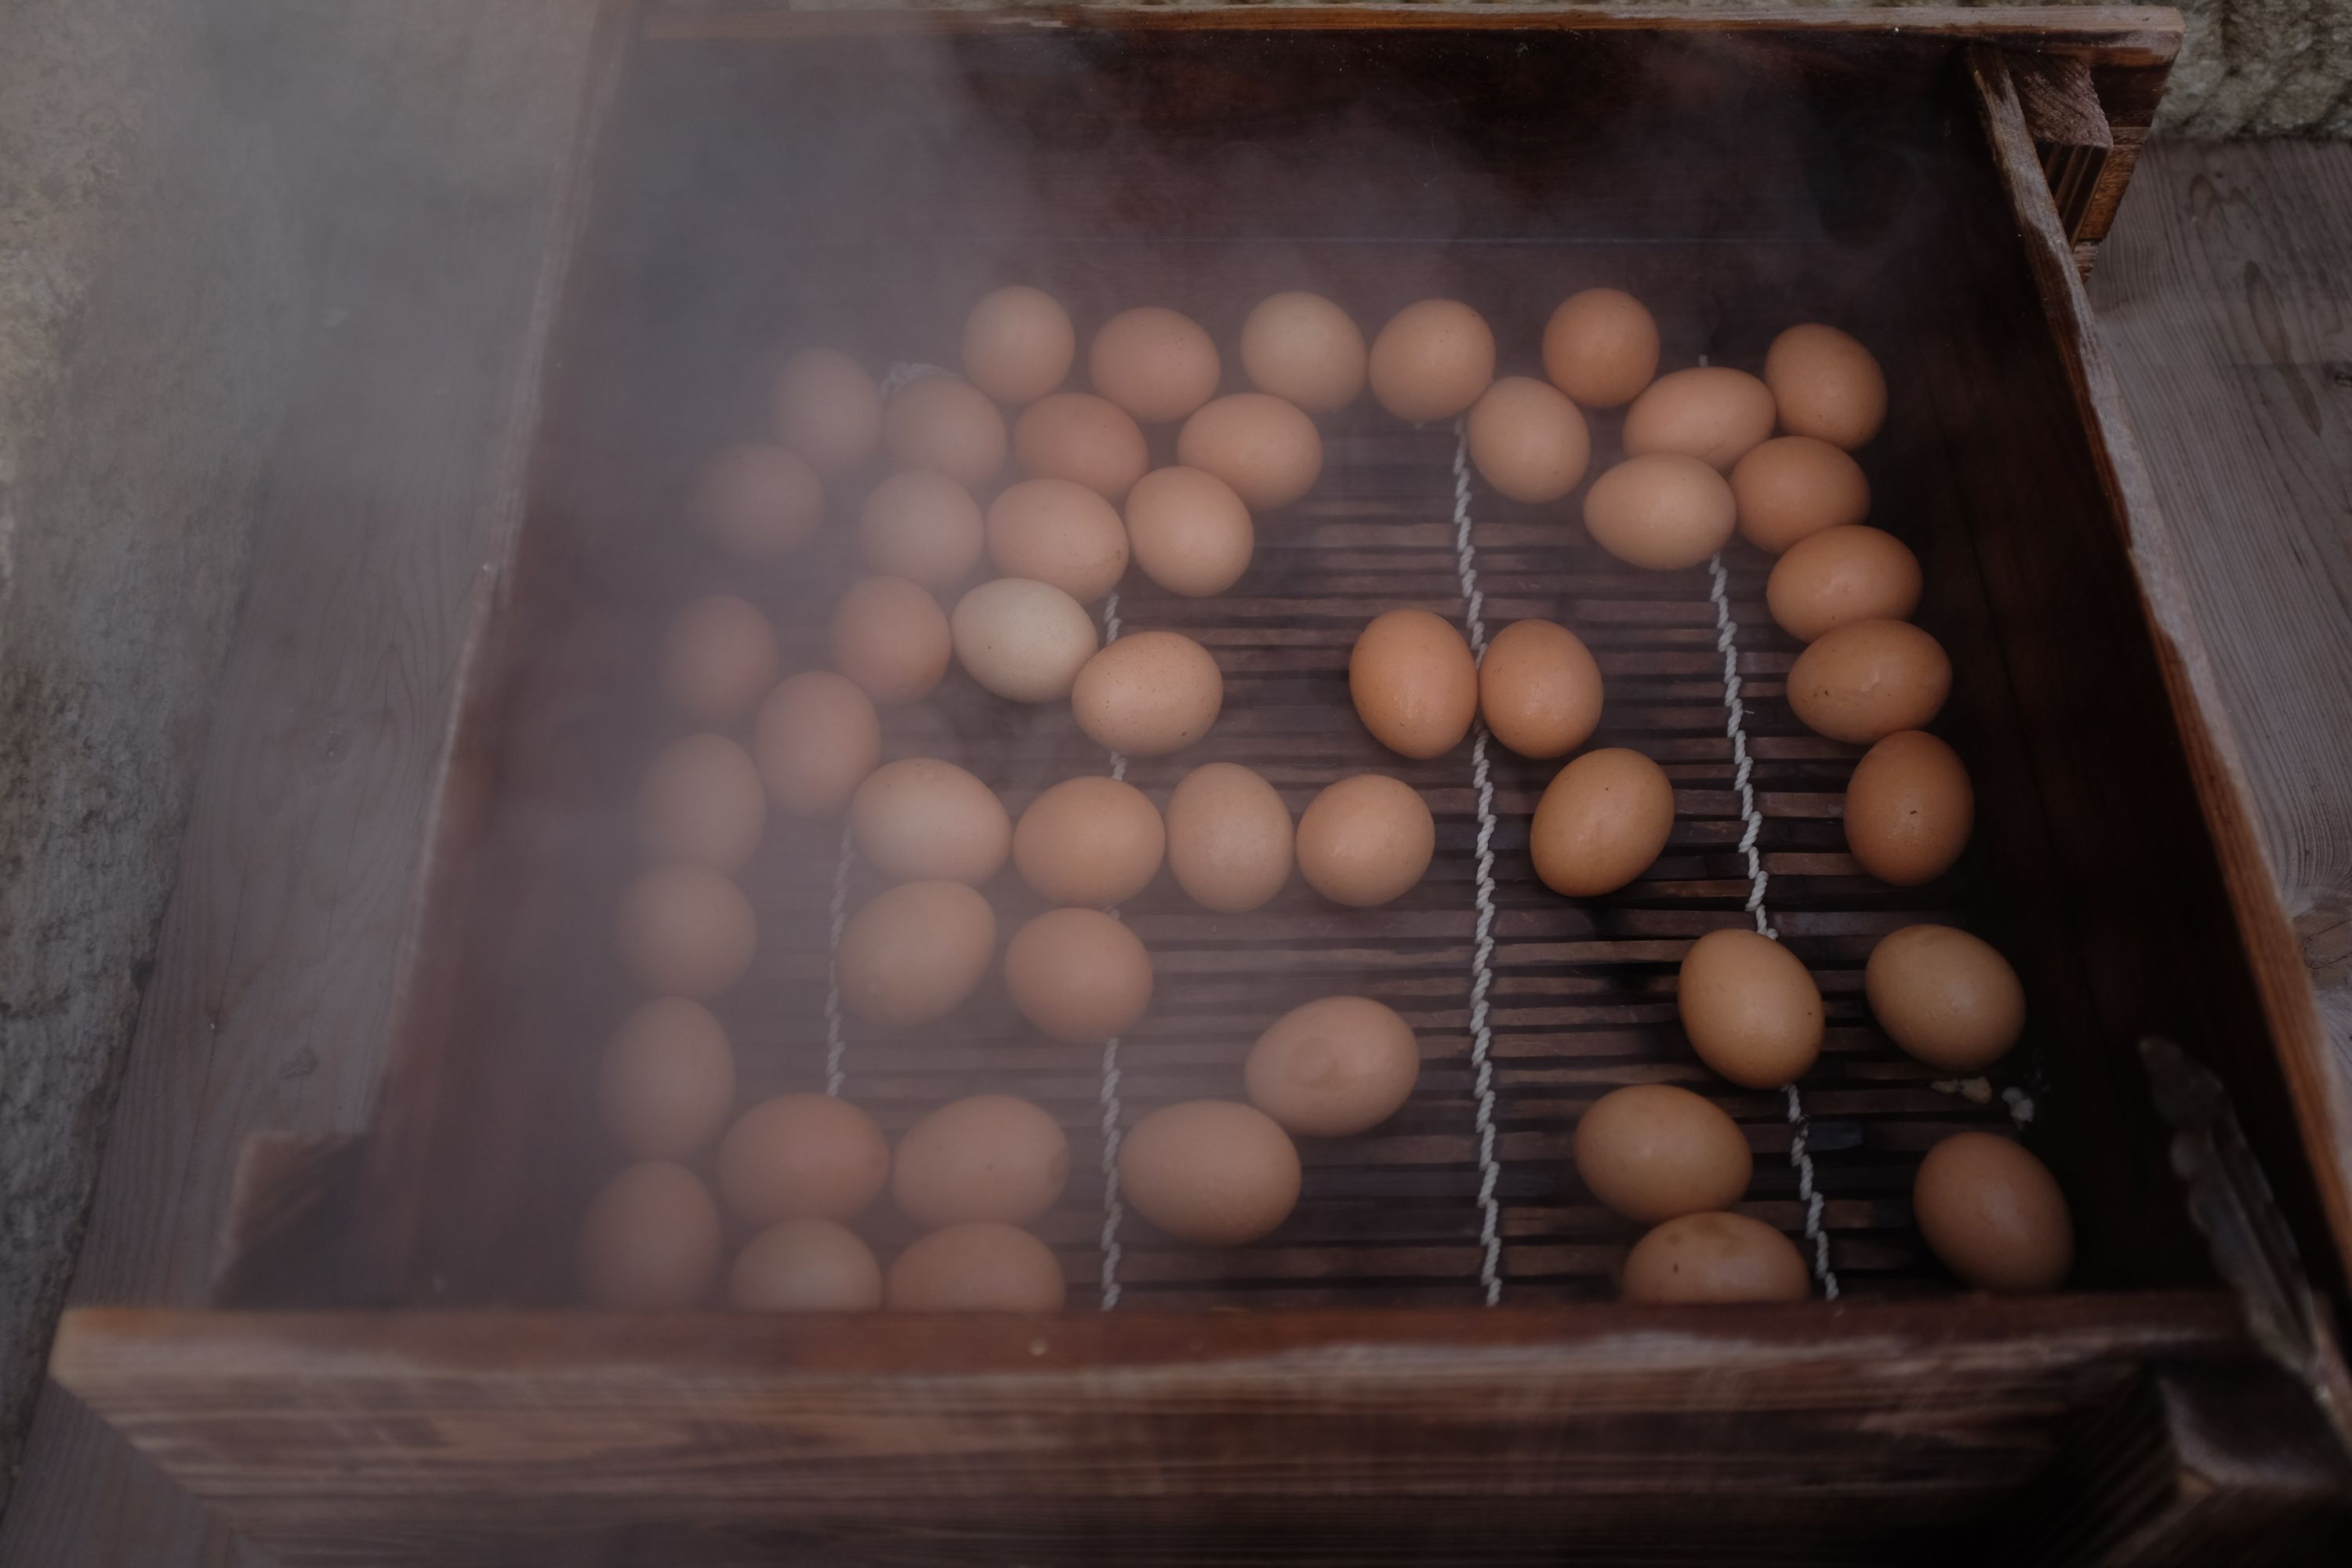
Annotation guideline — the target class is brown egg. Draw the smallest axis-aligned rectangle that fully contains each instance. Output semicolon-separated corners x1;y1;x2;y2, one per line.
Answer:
1573;1084;1752;1225
1013;391;1149;500
1621;1212;1811;1304
1164;762;1294;913
962;285;1075;406
884;1221;1068;1312
1914;1132;2073;1293
985;477;1130;603
615;863;756;998
728;1218;882;1312
1244;996;1421;1138
1174;392;1323;511
1530;748;1674;897
1090;306;1221;423
1623;367;1777;470
950;577;1098;702
1368;299;1496;423
638;732;765;873
1466;376;1592;503
1766;324;1887;450
1730;435;1870;554
1239;291;1367;412
834;880;997;1025
1119;1100;1301;1245
883;374;1006;488
1541;287;1661;409
1766;525;1923;644
1845;730;1973;886
1295;774;1434;907
1788;619;1951;744
695;444;824;561
662;595;780;726
1349;608;1478;760
892;1094;1071;1228
1004;907;1152;1043
1582;454;1738;572
849;757;1011;885
579;1160;723;1308
598;997;736;1160
829;575;951;705
752;671;881;815
858;470;984;589
1866;924;2025;1072
772;348;882;478
1070;631;1224;757
1123;466;1254;597
718;1093;891;1224
1479;619;1604;760
1678;928;1823;1089
1013;775;1165;906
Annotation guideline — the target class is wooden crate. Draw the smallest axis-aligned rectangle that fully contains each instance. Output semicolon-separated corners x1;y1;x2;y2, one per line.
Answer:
49;6;2352;1563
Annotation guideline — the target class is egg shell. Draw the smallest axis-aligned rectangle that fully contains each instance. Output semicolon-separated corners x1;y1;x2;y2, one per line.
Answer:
1582;454;1738;572
598;997;736;1160
1845;730;1974;886
717;1093;892;1224
1729;435;1870;554
772;348;883;478
1766;525;1923;644
637;732;765;873
1090;306;1222;423
1866;923;2025;1072
1368;299;1496;423
892;1094;1072;1228
885;1221;1068;1312
1787;618;1951;745
1004;906;1153;1043
1766;323;1888;450
1529;748;1674;897
1244;995;1421;1138
829;575;952;706
1914;1132;2073;1293
950;577;1099;703
662;595;780;726
614;863;756;998
1678;928;1824;1090
1465;376;1592;503
1295;774;1434;907
883;374;1007;487
1175;392;1323;510
1164;761;1294;913
1124;466;1254;597
1240;291;1367;412
578;1161;724;1308
858;470;985;589
985;477;1131;603
1541;287;1661;408
1478;619;1604;760
752;671;882;816
1621;1212;1811;1304
1070;631;1224;757
849;757;1011;885
1013;775;1166;907
695;444;825;561
1348;608;1478;759
728;1218;884;1312
834;880;997;1025
1013;390;1150;500
962;285;1076;406
1573;1083;1753;1225
1623;366;1777;470
1120;1100;1301;1245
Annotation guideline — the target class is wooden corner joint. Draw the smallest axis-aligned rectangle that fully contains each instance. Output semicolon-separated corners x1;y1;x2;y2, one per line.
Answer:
2002;49;2120;275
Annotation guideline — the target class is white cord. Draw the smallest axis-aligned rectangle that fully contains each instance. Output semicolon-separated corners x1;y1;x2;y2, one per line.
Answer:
1706;552;1839;1299
821;821;855;1097
1453;423;1505;1306
1096;589;1128;1308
